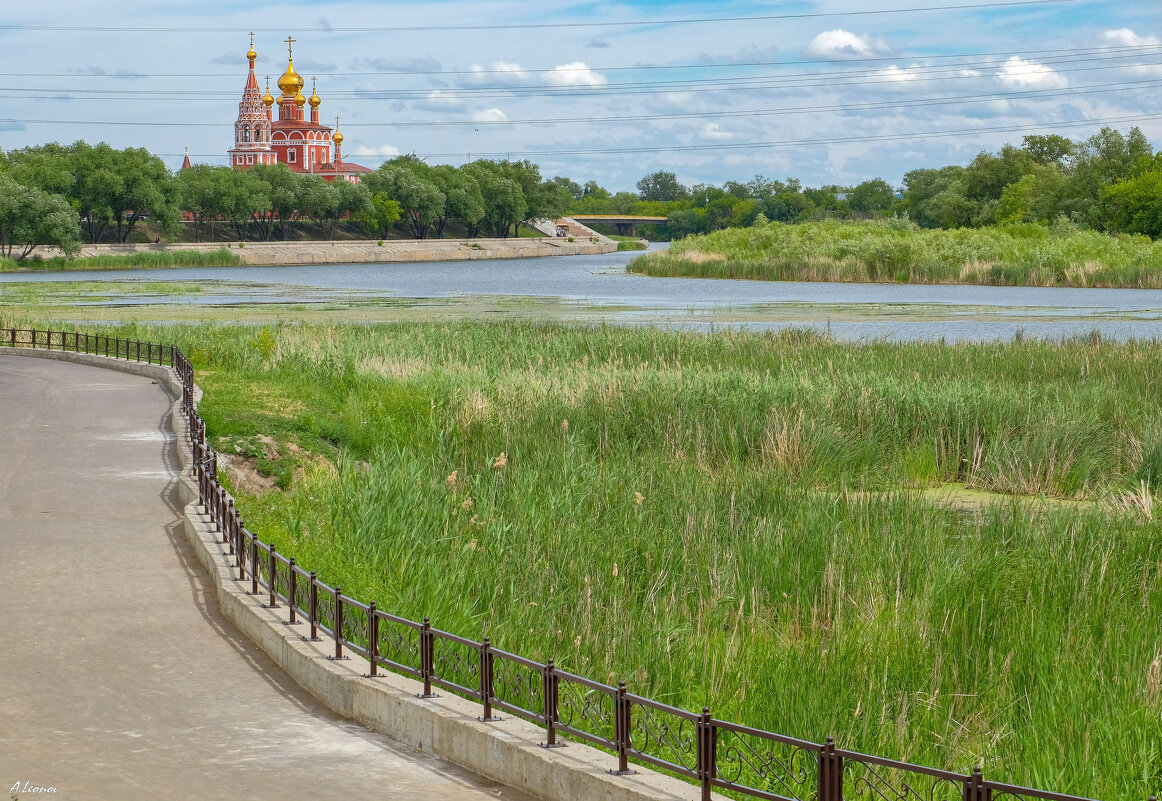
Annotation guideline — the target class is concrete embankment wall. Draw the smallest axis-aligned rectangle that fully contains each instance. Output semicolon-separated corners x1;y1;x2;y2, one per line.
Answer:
0;347;703;801
46;236;617;266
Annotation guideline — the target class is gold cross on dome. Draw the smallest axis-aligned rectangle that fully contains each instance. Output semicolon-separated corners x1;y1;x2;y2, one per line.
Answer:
249;31;254;48
285;35;295;57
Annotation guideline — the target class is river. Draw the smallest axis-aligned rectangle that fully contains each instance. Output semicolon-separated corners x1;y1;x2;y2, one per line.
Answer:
4;243;1162;342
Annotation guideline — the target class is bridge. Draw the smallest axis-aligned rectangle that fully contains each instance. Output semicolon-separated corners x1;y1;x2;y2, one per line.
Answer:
567;214;668;237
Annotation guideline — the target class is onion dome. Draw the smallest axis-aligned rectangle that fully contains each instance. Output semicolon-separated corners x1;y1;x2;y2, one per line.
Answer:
294;91;307;107
309;77;321;108
279;63;305;96
247;45;257;61
262;76;275;107
332;129;344;146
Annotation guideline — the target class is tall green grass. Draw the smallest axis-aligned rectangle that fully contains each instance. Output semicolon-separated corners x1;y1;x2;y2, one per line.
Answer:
7;317;1157;797
630;220;1162;288
0;247;241;272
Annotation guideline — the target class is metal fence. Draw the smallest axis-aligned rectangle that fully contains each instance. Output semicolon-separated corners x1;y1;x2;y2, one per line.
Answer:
2;327;1148;801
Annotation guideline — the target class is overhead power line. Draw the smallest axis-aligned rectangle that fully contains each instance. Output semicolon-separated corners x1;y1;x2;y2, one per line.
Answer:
3;79;1157;129
0;42;1153;80
0;1;1075;33
4;56;1157;102
150;112;1161;162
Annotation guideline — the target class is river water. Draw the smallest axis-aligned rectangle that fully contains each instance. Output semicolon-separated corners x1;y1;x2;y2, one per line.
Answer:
5;243;1162;342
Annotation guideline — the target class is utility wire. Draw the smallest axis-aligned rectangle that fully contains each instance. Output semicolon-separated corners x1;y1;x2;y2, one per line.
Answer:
1;42;1154;79
4;79;1157;129
0;1;1076;33
5;57;1157;101
150;112;1160;162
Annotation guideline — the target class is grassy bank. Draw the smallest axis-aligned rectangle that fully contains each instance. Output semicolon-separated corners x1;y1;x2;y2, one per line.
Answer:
0;248;242;273
629;220;1162;288
5;317;1157;797
608;234;649;251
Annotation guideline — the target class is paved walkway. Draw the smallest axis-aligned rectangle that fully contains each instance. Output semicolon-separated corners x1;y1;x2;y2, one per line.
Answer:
0;356;530;800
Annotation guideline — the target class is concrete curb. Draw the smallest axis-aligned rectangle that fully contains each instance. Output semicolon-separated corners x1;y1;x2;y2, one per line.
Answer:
1;347;706;801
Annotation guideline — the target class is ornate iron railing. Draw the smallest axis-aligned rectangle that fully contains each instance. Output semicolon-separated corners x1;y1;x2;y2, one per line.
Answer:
2;327;1149;801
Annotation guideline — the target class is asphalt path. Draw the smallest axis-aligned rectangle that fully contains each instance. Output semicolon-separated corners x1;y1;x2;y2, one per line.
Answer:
0;355;528;800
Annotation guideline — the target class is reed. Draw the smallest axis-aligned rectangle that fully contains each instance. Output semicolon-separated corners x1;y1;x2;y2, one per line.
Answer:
630;219;1162;288
6;316;1156;798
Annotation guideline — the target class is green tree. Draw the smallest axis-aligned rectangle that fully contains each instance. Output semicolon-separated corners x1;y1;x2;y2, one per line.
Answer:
106;147;176;242
312;179;371;240
902;166;967;228
430;165;484;238
637;170;689;202
1022;134;1075;168
464;161;527;238
848;178;897;214
357;191;403;239
0;173;82;260
368;165;445;240
174;164;218;242
1100;167;1162;237
213;167;270;241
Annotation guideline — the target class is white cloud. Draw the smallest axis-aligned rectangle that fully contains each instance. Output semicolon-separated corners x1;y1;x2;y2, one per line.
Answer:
414;90;467;112
1104;28;1161;47
700;123;733;140
876;65;922;83
353;144;400;157
544;62;607;88
472;107;508;123
995;56;1068;89
805;29;885;59
465;61;529;85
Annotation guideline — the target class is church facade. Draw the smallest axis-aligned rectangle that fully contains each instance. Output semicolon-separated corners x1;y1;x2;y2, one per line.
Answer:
227;36;371;183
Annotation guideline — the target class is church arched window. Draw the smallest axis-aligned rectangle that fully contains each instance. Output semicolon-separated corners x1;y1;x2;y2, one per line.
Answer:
242;126;250;143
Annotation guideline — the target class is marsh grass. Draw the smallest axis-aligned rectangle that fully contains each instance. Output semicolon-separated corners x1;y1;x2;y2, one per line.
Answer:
0;247;241;273
5;316;1157;797
630;220;1162;288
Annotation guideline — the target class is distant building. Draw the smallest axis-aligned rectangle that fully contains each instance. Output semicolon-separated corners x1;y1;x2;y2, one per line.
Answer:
227;35;370;183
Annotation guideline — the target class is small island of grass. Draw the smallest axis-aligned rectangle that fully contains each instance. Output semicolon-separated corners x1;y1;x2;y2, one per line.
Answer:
629;219;1162;288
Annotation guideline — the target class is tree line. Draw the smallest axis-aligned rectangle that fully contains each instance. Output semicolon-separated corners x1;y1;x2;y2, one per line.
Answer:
568;126;1162;240
0;142;575;260
2;127;1160;262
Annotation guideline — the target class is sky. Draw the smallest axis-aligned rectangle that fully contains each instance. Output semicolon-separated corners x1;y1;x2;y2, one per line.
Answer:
0;0;1160;191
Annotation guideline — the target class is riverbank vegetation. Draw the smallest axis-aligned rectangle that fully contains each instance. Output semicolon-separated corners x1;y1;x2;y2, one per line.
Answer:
0;247;240;273
628;218;1162;287
5;317;1155;798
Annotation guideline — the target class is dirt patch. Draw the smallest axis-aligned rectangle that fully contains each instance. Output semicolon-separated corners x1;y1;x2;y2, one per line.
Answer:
217;452;279;496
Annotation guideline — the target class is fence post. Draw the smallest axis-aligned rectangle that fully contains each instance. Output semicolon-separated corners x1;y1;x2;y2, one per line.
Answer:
541;658;563;748
331;586;346;660
225;500;235;548
609;682;634;775
307;572;320;641
963;766;991;801
697;707;716;801
267;545;279;609
287;559;297;624
367;602;379;677
819;736;843;801
235;517;245;579
418;617;437;698
249;532;258;595
478;637;500;722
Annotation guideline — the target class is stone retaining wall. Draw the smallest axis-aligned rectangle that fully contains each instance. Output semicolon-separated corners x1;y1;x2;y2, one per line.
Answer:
39;236;617;266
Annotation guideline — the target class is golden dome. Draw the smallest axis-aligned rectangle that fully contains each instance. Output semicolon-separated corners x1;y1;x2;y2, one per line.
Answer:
294;91;306;107
277;61;305;96
247;46;257;61
263;76;275;107
332;129;344;146
308;77;321;108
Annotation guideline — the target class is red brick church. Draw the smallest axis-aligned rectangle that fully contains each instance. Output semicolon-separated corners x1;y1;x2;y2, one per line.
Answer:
217;35;371;182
